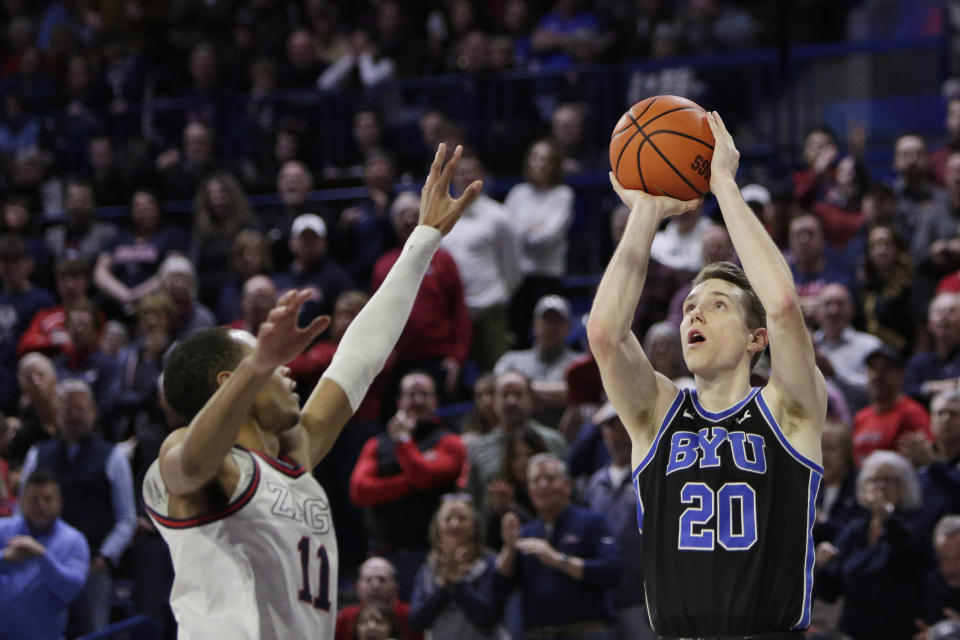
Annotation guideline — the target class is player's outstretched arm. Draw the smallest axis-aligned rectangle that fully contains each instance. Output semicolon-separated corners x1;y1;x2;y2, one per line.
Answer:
300;144;482;469
159;290;329;496
587;175;700;443
706;112;826;446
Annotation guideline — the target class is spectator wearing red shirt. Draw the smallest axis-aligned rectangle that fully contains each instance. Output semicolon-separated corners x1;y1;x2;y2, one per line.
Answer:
853;344;933;466
17;258;94;358
350;372;467;600
371;192;471;402
335;557;421;640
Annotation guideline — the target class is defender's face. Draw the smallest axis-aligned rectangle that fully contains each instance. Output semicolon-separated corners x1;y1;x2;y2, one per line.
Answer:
232;338;301;432
679;279;754;375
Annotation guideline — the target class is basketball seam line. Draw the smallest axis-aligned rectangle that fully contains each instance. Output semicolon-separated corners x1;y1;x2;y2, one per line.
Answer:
625;110;649;192
634;124;705;198
645;129;715;151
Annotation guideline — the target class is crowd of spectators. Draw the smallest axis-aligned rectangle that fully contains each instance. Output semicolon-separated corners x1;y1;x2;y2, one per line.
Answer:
2;0;960;639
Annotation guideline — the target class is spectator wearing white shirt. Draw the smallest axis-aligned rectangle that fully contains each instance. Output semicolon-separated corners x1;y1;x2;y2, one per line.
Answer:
443;151;523;371
649;205;712;275
504;138;574;348
813;283;883;414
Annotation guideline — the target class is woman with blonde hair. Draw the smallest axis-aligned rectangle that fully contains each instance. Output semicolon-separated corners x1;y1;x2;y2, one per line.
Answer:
409;495;507;640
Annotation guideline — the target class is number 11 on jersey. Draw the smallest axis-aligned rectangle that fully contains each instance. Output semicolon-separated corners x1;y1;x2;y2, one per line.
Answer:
297;537;331;610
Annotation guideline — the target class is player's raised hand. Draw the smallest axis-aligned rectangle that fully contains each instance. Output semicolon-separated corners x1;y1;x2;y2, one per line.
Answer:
419;143;482;236
705;111;740;191
609;171;702;220
251;289;330;373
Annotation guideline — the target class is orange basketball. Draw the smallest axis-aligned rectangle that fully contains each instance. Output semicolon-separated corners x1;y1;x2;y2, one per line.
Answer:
609;95;715;200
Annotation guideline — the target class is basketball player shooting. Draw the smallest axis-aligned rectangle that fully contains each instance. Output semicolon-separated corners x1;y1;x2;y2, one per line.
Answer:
587;112;826;638
141;144;481;639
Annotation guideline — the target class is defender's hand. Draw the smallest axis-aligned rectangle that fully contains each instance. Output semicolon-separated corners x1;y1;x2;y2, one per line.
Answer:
419;144;482;235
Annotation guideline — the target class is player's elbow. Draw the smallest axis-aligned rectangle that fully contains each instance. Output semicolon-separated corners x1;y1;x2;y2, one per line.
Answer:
586;317;621;358
765;290;802;320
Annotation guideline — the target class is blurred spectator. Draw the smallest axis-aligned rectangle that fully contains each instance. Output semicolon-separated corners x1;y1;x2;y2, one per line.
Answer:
930;97;960;185
3;353;59;468
505;138;574;347
154;121;219;202
530;0;606;69
52;301;118;415
2;47;55;112
2;194;50;284
157;254;215;340
815;154;870;250
853;344;931;466
99;320;128;357
165;0;235;57
93;188;187;316
372;192;470;400
642;321;695;388
318;28;396;91
335;556;420;640
281;28;326;89
10;147;63;217
307;0;349;67
815;421;862;546
495;454;621;638
21;379;136;636
786;213;856;323
584;405;656;640
0;236;56;408
336;152;399;285
904;292;960;403
353;601;405;640
0;468;89;640
85;136;130;207
856;223;919;354
793;126;841;212
350;373;467;600
108;292;176;441
459;374;498;443
0;92;42;169
214;229;274;324
323;108;389;181
892;133;948;250
18;257;92;359
262;159;320;271
922;515;960;625
442;150;522;372
466;371;568;505
274;213;353;320
44;179;118;266
813;283;884;413
409;495;507;639
551;103;605;175
913;152;960;286
483;426;548;551
220;9;262;90
495;295;580;427
815;450;928;640
673;0;755;53
225;274;277;335
650;204;712;275
190;172;257;309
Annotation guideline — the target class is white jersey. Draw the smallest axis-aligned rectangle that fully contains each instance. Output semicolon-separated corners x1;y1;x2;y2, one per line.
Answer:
143;446;338;640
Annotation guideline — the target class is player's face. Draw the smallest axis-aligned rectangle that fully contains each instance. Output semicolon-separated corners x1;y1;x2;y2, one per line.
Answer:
680;279;755;376
252;364;300;432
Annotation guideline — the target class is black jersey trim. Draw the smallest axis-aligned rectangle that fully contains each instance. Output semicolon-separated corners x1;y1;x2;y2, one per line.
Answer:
147;450;261;529
632;388;685;482
689;386;760;421
755;390;825;474
793;470;821;630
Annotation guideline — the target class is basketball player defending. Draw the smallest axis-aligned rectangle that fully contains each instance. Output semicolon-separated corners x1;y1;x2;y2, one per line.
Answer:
588;112;826;638
141;145;481;639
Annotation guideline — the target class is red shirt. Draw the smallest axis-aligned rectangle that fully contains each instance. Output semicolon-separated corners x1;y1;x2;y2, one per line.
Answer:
335;600;420;640
370;246;471;365
853;395;932;465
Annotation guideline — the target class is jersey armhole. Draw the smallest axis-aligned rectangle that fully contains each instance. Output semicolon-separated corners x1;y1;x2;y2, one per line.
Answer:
632;387;685;481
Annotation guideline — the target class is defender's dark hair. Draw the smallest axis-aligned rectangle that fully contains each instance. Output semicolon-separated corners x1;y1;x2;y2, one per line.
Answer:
162;327;247;422
690;261;766;368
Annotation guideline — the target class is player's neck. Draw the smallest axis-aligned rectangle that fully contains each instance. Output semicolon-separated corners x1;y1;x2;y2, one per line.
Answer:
693;368;753;413
235;420;281;457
